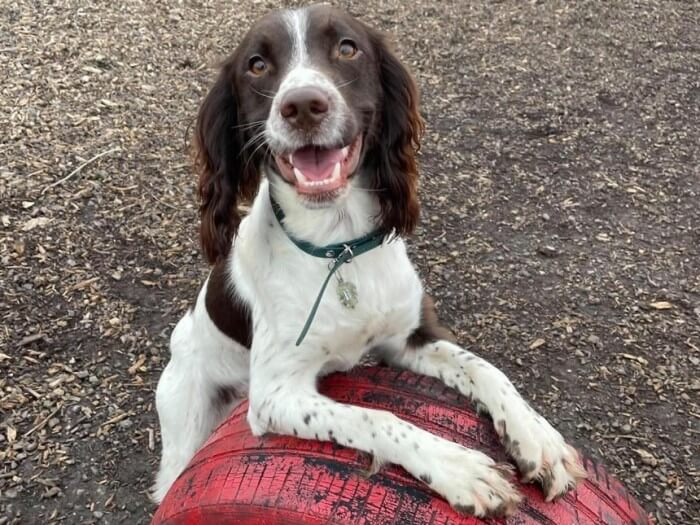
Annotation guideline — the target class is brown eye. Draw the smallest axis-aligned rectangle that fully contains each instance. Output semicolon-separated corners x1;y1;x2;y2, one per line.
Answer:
338;39;358;59
248;56;267;76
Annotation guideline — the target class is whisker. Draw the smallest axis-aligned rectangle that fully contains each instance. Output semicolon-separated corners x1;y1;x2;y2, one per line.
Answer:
250;86;275;99
242;129;266;144
335;77;358;89
254;141;271;159
230;120;266;131
240;129;268;153
242;140;271;174
243;130;269;153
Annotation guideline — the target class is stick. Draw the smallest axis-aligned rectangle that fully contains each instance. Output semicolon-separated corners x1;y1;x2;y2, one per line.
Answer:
100;412;130;428
18;333;46;346
24;403;63;437
41;147;120;194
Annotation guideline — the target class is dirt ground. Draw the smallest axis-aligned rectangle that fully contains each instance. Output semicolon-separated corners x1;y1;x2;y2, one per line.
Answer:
1;1;698;524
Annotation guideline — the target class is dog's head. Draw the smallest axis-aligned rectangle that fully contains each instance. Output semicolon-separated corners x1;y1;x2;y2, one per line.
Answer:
195;5;423;264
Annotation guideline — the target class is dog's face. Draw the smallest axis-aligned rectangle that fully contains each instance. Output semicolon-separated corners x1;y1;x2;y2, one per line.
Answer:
195;5;423;263
240;7;381;203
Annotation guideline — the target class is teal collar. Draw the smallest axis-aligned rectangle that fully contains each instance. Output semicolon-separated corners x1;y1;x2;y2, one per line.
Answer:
269;193;386;345
269;195;386;261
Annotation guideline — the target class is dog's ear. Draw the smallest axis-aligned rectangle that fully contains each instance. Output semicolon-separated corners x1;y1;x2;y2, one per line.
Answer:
195;60;260;264
369;33;424;236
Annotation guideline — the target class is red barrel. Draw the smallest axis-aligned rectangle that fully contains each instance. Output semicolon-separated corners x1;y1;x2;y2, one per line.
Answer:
152;366;650;524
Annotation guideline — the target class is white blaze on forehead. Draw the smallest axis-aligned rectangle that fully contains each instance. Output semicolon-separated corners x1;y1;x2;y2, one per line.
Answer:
284;8;309;68
266;7;351;152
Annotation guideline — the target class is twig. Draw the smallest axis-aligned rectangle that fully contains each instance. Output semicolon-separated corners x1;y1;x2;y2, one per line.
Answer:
24;403;63;437
600;433;649;442
68;276;100;291
100;412;130;428
18;333;46;346
41;147;120;194
147;190;180;211
69;415;89;433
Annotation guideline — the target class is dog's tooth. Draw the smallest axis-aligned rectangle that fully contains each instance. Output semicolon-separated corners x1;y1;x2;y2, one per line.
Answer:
293;167;305;183
289;153;294;165
341;147;349;159
331;162;341;181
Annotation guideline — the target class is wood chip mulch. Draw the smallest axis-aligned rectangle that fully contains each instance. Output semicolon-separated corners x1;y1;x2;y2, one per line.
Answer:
1;1;698;524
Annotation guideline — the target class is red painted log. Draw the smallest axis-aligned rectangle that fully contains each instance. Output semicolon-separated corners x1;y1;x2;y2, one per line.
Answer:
152;366;650;524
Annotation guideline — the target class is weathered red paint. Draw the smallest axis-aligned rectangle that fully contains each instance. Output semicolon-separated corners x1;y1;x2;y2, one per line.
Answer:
152;366;651;525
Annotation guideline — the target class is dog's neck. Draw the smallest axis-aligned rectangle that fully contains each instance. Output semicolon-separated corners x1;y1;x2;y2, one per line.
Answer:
266;170;382;247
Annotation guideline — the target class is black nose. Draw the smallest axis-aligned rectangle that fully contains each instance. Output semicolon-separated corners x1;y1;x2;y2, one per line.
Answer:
279;87;329;130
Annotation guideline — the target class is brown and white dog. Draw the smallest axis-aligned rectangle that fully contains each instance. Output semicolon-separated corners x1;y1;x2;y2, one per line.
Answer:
153;5;586;517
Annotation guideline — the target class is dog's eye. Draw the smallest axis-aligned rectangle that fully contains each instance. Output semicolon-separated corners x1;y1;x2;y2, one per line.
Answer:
248;56;267;76
338;39;358;59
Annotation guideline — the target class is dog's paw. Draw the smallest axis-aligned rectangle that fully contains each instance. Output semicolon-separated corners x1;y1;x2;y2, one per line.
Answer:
410;441;522;517
495;407;587;501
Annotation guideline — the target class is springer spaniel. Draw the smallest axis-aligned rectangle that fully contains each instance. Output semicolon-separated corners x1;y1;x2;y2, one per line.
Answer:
153;5;586;517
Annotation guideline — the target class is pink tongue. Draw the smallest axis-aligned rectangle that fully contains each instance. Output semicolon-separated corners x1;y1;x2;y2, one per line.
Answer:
292;146;345;181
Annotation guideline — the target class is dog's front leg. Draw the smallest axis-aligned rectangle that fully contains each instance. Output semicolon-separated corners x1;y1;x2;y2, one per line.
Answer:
246;331;521;518
383;335;587;501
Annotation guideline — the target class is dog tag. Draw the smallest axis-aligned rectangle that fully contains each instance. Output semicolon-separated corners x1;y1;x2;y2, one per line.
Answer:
336;277;358;309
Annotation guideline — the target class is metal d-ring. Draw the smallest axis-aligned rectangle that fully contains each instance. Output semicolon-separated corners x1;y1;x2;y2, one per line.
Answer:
341;244;354;263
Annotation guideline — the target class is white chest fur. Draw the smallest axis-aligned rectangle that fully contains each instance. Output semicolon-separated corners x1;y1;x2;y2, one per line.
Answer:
231;181;423;371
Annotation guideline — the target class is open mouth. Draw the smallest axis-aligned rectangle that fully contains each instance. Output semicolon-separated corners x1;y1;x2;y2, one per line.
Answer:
274;135;363;196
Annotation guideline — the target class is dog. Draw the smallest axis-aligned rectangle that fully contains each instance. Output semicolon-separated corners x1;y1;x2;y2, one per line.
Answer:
153;5;586;517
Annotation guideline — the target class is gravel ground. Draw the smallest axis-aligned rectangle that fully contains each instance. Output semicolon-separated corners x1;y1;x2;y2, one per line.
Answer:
1;1;698;524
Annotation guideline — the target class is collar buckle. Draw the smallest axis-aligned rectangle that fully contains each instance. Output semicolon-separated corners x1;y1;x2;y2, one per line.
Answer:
340;244;354;263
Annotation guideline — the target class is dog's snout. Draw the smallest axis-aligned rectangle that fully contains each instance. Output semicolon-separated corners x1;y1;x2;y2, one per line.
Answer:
280;87;329;130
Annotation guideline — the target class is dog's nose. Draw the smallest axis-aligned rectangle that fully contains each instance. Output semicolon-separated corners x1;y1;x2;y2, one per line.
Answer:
280;87;329;130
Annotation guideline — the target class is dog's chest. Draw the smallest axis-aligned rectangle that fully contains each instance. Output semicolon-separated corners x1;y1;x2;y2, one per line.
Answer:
312;253;422;370
241;232;422;357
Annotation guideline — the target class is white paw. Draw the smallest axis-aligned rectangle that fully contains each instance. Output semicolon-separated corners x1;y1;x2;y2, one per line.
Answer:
495;403;587;501
409;439;521;517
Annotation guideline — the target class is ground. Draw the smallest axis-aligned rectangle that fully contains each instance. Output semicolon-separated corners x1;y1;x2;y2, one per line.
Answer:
1;1;698;524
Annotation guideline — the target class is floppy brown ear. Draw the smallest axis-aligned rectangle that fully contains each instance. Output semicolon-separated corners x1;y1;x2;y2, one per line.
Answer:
195;61;260;264
369;34;424;236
